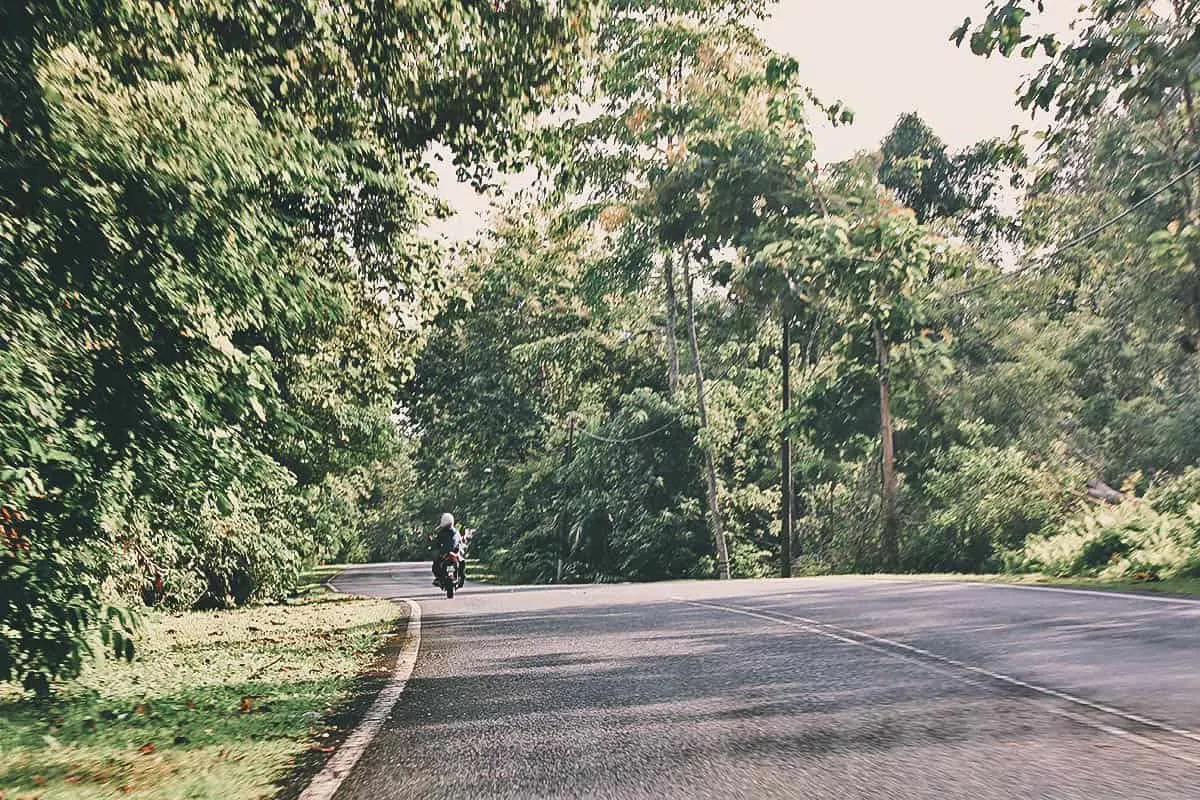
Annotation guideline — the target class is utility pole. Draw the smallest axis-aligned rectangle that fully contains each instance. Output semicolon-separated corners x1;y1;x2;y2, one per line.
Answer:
556;417;576;583
874;320;899;571
780;302;793;578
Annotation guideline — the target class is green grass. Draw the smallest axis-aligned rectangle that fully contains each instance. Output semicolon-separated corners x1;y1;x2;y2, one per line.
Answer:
464;559;499;584
294;564;343;595
0;582;400;799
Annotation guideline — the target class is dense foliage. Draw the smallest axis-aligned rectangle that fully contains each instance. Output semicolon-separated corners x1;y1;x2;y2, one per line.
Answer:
1;0;595;691
400;0;1200;586
6;0;1200;693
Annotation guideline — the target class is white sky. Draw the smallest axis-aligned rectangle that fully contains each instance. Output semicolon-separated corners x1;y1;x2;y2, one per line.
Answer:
764;0;1077;163
428;0;1080;240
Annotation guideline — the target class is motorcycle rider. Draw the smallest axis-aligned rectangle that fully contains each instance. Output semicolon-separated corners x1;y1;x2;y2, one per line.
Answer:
432;512;463;586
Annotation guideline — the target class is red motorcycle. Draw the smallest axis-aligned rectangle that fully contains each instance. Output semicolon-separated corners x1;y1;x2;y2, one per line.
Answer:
437;551;463;599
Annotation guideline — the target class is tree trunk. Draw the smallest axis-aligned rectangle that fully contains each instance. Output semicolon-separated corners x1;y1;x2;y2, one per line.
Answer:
662;44;684;398
780;300;793;578
1086;479;1124;505
683;252;730;580
664;253;681;397
874;320;899;571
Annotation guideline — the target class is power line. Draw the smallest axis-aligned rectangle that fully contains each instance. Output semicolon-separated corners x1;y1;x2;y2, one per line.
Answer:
950;160;1200;299
543;411;680;446
544;348;757;447
573;418;678;444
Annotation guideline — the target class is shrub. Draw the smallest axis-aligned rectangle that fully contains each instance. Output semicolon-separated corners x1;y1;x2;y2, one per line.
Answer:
906;444;1080;573
1147;467;1200;516
1021;503;1200;580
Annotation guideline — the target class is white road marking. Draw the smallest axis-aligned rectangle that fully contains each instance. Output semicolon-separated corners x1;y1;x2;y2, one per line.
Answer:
1044;707;1200;768
683;599;1200;766
962;581;1200;607
680;599;860;645
299;597;422;800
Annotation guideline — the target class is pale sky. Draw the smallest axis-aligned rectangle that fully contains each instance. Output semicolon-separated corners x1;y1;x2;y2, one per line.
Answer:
428;0;1079;239
763;0;1077;163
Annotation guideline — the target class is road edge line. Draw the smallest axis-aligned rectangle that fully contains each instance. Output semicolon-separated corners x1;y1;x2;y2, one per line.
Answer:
965;581;1200;607
298;598;422;800
685;599;1200;759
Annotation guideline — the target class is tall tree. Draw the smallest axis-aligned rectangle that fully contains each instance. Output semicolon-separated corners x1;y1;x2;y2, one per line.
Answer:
878;112;1024;253
546;0;778;578
0;0;597;691
957;0;1200;344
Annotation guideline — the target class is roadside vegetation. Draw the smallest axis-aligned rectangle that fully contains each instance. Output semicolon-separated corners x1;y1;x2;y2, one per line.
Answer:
0;588;399;798
4;0;1200;700
398;0;1200;591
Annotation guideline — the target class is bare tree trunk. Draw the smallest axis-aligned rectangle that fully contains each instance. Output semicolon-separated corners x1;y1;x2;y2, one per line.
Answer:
780;300;793;578
874;320;899;571
664;253;681;397
1178;0;1200;160
683;252;730;580
1179;84;1200;221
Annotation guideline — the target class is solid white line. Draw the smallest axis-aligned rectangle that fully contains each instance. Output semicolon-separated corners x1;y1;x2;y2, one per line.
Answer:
1044;707;1200;768
964;581;1200;607
298;599;422;800
684;599;1200;761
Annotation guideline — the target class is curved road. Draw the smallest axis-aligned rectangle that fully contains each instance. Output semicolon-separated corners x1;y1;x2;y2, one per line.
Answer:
329;564;1200;798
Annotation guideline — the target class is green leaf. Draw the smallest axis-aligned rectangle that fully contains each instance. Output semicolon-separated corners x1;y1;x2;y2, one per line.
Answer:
950;18;972;47
249;396;267;422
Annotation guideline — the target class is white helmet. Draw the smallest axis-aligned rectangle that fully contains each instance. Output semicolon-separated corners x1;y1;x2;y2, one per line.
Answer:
440;512;455;528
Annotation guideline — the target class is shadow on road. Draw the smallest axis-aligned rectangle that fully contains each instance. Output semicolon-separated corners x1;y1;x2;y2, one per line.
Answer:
389;600;1066;754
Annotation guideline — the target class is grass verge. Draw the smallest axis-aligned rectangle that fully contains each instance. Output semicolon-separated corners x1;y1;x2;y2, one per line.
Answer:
0;578;399;800
463;559;499;584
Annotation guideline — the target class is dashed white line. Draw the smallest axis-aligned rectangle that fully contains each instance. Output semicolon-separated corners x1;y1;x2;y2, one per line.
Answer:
681;600;860;645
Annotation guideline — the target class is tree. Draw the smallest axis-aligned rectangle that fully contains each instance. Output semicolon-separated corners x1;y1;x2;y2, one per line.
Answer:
544;0;798;579
0;0;598;691
879;112;1024;253
757;160;957;570
400;204;715;583
642;37;841;578
956;0;1200;345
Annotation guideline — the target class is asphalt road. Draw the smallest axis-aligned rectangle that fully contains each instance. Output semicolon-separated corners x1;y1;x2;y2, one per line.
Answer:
329;564;1200;799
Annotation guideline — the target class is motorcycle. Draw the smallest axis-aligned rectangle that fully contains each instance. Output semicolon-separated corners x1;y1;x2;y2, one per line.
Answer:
437;550;464;599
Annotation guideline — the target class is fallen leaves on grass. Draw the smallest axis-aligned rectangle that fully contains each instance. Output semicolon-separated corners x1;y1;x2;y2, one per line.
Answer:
0;594;398;800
